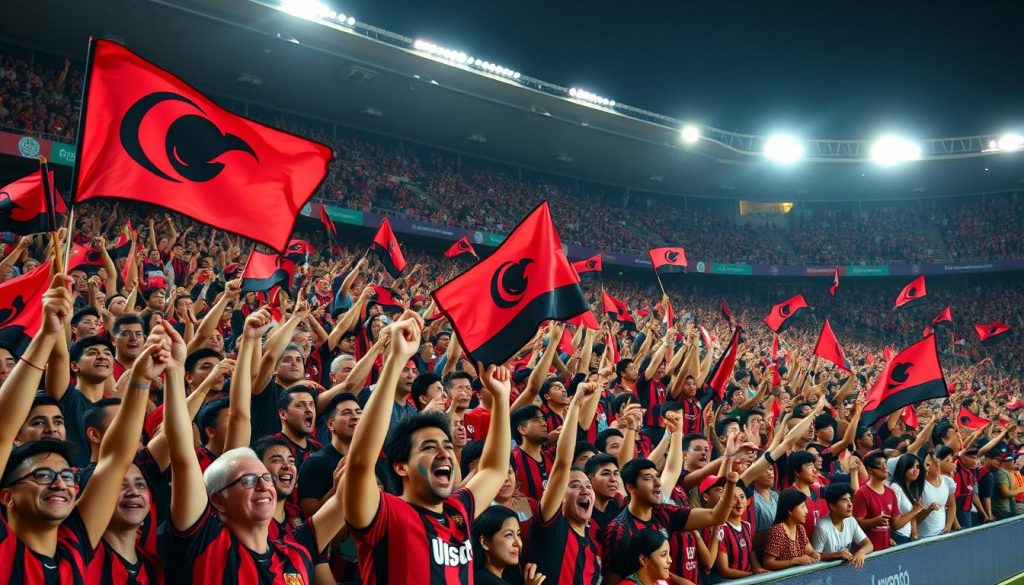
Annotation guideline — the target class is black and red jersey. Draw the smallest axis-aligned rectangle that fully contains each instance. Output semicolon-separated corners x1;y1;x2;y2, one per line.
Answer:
87;539;164;585
600;505;692;578
954;460;979;511
353;487;476;585
195;446;217;472
715;520;754;576
679;396;704;436
528;510;601;585
635;370;667;428
668;529;699;584
512;445;553;501
540;404;564;433
0;508;93;584
268;501;307;541
168;505;319;584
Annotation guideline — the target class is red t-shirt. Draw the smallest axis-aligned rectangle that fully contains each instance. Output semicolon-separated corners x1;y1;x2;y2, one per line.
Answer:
853;484;897;552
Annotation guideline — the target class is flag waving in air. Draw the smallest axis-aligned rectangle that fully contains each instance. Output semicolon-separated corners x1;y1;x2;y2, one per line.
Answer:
923;306;954;337
0;168;67;236
319;205;337;239
975;321;1012;346
648;246;688;274
72;40;332;253
240;251;295;293
720;298;734;325
894;275;927;311
860;335;948;427
444;236;478;260
370;217;407;278
571;254;602;279
284;239;315;265
0;263;52;357
702;327;742;401
813;319;851;373
829;267;839;297
431;202;590;366
763;294;809;333
602;291;636;330
956;405;989;430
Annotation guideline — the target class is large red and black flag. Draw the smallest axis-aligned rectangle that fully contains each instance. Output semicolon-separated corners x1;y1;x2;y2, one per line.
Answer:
0;262;51;357
975;321;1012;346
894;275;927;311
763;294;809;333
319;205;337;240
702;326;742;401
431;201;590;366
829;267;839;297
369;284;406;314
72;39;332;253
860;335;948;427
0;169;67;236
106;219;135;260
571;254;602;279
956;405;989;430
601;290;635;330
66;244;105;275
923;306;953;338
648;246;688;274
284;239;315;265
720;298;734;325
444;236;478;260
240;250;295;293
370;217;407;278
813;319;851;373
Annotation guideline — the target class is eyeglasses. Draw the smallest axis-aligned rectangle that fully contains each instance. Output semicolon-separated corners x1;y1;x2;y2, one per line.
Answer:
219;472;276;492
117;331;145;340
5;467;78;488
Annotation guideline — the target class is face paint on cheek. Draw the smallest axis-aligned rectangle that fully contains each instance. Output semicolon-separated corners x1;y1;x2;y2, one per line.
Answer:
418;464;429;478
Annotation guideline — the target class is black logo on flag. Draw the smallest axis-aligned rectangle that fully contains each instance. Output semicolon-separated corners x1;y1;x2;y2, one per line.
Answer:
0;296;25;327
490;258;532;308
887;362;911;390
665;250;679;263
459;241;468;250
989;326;999;334
86;250;102;263
779;303;791;317
906;286;918;298
0;193;20;216
587;260;597;269
960;416;971;425
120;92;257;183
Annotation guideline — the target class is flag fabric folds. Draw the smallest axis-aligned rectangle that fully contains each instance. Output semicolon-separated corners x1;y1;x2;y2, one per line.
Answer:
444;236;478;260
284;239;315;265
0;169;67;235
829;267;839;297
370;217;407;278
648;247;688;274
66;245;105;275
319;205;337;239
431;201;589;366
860;335;949;427
567;309;600;331
0;263;51;357
602;291;635;330
571;254;602;279
240;251;295;293
956;405;989;430
73;39;332;253
894;275;927;311
813;319;851;373
369;285;406;314
763;294;809;333
974;321;1012;346
720;298;734;325
923;305;954;337
702;327;742;401
902;405;918;430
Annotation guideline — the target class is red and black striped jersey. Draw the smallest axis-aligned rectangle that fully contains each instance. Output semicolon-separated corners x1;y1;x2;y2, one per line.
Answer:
541;404;564;433
512;445;553;501
353;487;476;585
268;501;307;541
635;371;667;428
716;520;754;576
0;508;93;585
195;446;217;472
528;510;602;585
600;505;691;579
667;529;699;584
679;396;704;436
168;505;319;584
87;539;164;585
954;460;979;511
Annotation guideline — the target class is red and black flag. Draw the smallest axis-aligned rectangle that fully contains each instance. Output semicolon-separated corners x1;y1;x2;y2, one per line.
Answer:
284;239;315;265
370;217;407;278
567;309;600;331
557;326;575;356
444;236;478;260
0;262;51;357
571;254;602;279
431;201;590;366
860;335;949;427
648;246;688;274
369;284;406;314
602;291;636;330
0;168;67;236
240;251;295;293
894;275;927;311
902;405;918;430
813;319;851;373
763;294;809;333
770;334;782;386
923;305;953;337
702;326;742;401
829;267;839;297
975;321;1012;346
956;405;989;430
107;219;135;260
661;297;676;328
1007;398;1024;411
720;298;734;325
319;205;337;240
72;40;332;253
66;245;105;276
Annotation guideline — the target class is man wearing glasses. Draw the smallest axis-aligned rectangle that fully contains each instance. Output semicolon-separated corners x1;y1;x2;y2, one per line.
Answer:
0;274;156;583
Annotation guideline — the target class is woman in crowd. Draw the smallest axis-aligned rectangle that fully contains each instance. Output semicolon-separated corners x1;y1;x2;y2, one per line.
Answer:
761;489;821;570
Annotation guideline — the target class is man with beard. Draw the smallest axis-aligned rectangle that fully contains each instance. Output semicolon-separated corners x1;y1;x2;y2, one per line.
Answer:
529;382;602;584
44;336;116;467
87;463;163;584
344;314;511;584
269;388;322;472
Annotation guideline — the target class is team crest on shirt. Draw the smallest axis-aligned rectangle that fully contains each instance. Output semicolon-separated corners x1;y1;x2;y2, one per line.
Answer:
292;517;304;527
283;574;303;585
451;513;464;527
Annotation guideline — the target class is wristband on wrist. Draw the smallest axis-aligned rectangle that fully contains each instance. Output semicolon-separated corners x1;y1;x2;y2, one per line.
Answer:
764;451;776;465
19;356;45;372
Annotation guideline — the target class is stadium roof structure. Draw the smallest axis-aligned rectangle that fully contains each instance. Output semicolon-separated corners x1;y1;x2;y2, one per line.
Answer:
4;0;1024;201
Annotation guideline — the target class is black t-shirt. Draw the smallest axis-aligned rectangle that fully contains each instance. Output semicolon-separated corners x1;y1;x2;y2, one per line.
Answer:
297;443;343;504
474;569;511;585
590;498;622;531
57;385;95;468
251;380;289;441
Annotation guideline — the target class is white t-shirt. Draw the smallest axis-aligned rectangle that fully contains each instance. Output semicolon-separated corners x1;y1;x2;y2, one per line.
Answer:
918;475;956;538
812;516;869;554
888;482;914;538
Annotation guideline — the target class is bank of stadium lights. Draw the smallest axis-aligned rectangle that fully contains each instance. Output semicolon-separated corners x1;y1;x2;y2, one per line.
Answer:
279;0;355;26
412;40;521;80
680;125;700;144
988;133;1024;152
568;88;615;108
763;134;805;164
871;136;922;166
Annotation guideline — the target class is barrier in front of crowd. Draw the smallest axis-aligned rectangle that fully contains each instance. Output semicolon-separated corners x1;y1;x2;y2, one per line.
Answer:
727;515;1024;585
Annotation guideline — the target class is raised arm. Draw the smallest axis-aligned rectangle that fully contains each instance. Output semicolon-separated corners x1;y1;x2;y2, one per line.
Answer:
166;326;207;531
185;279;240;354
44;328;71;401
224;310;270;451
658;420;684;490
539;382;586;521
510;322;563;412
326;285;372;350
829;398;866;454
316;339;384;412
253;304;307;393
643;327;674;381
465;363;513;517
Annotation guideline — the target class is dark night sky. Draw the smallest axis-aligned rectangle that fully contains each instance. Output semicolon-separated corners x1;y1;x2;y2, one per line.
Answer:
349;0;1024;139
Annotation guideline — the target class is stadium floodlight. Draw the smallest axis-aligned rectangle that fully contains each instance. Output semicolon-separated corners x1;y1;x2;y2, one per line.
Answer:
871;136;922;165
997;133;1024;152
763;134;805;164
346;16;356;25
681;125;700;144
280;0;330;20
413;40;519;79
568;88;616;108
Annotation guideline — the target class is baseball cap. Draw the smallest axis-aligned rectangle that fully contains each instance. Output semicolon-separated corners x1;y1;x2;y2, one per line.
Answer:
699;475;726;494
